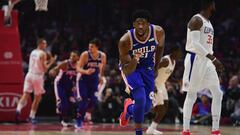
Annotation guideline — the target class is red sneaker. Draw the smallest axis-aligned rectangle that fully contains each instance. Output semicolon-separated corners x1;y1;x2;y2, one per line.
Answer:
119;98;133;127
211;130;221;135
182;130;191;135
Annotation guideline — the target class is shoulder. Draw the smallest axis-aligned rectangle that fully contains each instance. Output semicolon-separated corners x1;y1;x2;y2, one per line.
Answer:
118;32;132;51
153;25;165;42
99;51;106;57
81;51;88;56
188;15;203;31
39;50;46;57
79;51;89;61
119;32;131;44
153;25;164;32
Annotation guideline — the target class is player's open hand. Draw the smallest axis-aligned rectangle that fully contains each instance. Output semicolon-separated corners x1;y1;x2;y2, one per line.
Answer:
212;58;224;73
49;69;57;77
86;68;96;75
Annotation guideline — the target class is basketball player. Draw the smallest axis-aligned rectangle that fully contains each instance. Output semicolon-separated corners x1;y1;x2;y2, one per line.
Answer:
118;10;165;135
49;51;79;127
182;0;224;135
146;45;182;134
75;38;107;128
16;38;56;124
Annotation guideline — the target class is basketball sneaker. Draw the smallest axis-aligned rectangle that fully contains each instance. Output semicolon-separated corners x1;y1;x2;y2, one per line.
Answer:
75;119;82;129
119;98;133;127
211;130;221;135
146;127;163;135
182;130;191;135
28;117;37;124
61;120;71;127
15;111;21;124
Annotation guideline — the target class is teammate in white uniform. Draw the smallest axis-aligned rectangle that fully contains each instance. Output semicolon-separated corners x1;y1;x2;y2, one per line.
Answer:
146;45;182;135
16;39;56;124
182;0;224;135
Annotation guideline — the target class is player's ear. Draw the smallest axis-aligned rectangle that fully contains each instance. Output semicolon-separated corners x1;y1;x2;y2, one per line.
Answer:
133;22;136;28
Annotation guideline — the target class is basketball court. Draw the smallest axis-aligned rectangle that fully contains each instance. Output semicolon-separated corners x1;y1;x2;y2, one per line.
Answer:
0;122;239;135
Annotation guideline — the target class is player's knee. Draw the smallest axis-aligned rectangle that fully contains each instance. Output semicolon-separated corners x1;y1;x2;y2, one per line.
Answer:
186;91;197;102
210;85;223;100
164;100;169;110
135;95;146;108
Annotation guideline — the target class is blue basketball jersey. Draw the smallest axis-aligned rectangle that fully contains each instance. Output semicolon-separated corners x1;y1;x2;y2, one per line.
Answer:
58;60;77;84
82;51;102;79
129;24;158;70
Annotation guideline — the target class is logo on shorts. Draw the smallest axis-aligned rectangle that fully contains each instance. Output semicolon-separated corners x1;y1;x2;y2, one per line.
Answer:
3;51;13;59
149;91;154;100
0;92;21;112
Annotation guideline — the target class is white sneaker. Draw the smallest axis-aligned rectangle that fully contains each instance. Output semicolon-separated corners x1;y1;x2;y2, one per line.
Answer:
61;120;70;127
146;127;163;135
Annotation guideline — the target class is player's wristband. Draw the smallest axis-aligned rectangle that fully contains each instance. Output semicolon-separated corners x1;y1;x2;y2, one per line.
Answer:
211;57;217;62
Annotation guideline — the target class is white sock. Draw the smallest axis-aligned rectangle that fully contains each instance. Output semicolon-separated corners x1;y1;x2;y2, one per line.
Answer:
16;102;25;113
29;110;36;119
183;91;197;131
150;121;158;129
209;85;223;131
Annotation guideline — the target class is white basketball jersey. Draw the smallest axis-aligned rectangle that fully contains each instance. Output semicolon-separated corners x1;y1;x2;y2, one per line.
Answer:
155;55;176;87
28;49;45;75
186;14;214;55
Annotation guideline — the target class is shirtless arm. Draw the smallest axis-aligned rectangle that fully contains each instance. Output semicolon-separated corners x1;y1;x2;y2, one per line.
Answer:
40;52;56;72
154;25;165;76
49;61;68;77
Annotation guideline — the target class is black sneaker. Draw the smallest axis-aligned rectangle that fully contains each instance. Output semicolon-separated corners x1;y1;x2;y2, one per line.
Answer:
28;117;37;124
15;111;21;124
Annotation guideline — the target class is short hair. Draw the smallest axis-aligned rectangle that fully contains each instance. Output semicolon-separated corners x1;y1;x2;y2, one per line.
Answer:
201;0;214;10
132;9;152;22
37;38;46;45
89;38;101;48
71;50;80;56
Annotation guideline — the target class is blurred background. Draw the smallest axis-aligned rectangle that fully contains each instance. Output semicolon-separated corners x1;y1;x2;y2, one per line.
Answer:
1;0;240;126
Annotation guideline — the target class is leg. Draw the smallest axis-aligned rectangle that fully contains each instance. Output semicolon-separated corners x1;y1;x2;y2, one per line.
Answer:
75;79;89;128
209;85;223;131
29;94;42;119
16;92;30;113
183;91;198;131
203;63;223;133
131;87;146;135
146;100;168;135
29;75;45;123
16;73;33;114
55;83;71;123
120;70;146;135
152;86;169;124
153;100;169;123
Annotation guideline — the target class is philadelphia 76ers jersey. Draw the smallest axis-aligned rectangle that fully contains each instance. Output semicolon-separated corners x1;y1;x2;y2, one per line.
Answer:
128;24;158;70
